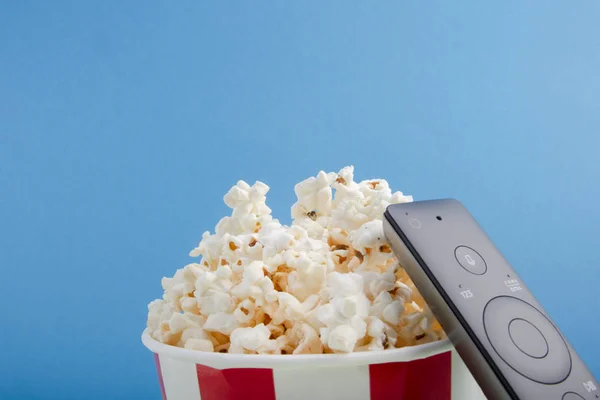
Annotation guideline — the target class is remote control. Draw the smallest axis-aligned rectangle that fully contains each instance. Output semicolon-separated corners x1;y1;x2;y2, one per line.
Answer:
383;199;598;400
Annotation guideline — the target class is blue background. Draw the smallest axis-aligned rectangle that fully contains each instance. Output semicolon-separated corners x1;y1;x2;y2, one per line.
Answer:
1;2;599;399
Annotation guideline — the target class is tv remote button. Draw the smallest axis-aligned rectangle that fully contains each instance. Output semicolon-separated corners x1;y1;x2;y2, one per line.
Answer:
509;318;549;358
455;246;487;275
484;296;572;384
562;393;586;400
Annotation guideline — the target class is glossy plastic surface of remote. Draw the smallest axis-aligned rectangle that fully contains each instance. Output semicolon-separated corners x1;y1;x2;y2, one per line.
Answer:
383;199;598;400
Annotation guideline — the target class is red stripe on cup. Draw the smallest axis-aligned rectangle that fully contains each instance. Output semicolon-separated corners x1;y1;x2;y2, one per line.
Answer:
153;353;168;400
196;365;276;400
369;350;452;400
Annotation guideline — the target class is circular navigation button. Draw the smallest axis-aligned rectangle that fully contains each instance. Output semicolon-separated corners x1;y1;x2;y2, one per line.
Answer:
562;393;586;400
483;296;572;384
509;318;549;358
455;246;487;275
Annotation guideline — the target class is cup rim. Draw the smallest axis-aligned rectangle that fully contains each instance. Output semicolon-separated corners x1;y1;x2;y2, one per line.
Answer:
142;329;453;368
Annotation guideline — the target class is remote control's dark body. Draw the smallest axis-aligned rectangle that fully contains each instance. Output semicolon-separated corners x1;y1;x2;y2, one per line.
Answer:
383;199;597;400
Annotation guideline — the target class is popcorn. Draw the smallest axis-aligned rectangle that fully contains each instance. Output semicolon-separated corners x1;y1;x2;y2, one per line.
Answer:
291;171;337;220
349;220;386;255
290;323;322;354
161;264;201;311
147;167;445;354
382;300;405;326
179;326;212;344
313;272;370;352
148;299;179;344
203;312;238;335
184;339;214;352
169;312;192;334
233;299;256;324
224;181;272;219
229;324;278;354
327;324;359;353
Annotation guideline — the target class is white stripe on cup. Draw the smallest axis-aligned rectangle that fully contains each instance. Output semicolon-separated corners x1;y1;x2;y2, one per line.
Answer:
273;364;370;400
451;349;486;400
159;354;202;400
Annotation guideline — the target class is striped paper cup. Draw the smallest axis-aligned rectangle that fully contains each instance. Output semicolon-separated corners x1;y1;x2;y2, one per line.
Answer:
142;329;486;400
